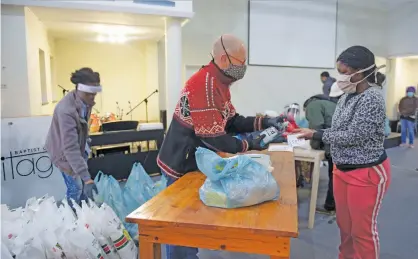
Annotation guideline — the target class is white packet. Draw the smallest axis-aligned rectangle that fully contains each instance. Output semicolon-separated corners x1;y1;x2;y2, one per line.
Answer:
1;243;14;259
67;224;105;259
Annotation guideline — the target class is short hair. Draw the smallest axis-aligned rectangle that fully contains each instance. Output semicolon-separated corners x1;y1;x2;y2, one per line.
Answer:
320;71;330;77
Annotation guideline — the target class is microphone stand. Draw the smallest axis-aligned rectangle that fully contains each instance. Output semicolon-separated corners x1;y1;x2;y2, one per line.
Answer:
116;102;121;120
126;89;158;123
128;101;133;120
58;85;69;96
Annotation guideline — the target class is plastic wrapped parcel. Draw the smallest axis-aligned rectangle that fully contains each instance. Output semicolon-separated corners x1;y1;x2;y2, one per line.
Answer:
195;147;280;209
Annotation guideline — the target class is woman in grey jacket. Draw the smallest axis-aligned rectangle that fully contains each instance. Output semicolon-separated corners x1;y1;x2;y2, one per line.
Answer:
45;68;102;206
296;46;391;259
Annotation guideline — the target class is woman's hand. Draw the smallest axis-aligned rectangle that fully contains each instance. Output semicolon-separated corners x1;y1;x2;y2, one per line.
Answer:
292;128;315;140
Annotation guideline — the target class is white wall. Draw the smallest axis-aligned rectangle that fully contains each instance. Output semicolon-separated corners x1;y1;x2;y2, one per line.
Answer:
24;7;57;116
54;39;159;122
144;41;160;121
1;6;31;118
182;0;387;116
388;2;418;57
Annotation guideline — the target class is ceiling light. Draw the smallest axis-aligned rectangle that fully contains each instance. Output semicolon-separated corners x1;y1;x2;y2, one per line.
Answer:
116;35;127;43
91;24;142;35
97;35;105;43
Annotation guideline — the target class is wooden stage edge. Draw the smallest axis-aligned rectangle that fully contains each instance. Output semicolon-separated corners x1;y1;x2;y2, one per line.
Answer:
384;133;401;149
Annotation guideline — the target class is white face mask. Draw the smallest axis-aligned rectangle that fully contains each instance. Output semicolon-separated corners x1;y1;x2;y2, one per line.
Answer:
336;64;376;94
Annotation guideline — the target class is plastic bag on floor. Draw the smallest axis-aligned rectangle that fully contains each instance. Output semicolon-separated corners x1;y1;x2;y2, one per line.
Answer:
196;148;280;209
39;228;66;259
123;163;147;212
12;221;45;259
101;204;137;259
66;223;105;259
1;243;14;259
124;163;167;205
94;171;110;205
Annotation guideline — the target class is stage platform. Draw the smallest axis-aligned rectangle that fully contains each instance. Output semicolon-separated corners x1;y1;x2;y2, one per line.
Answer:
384;133;401;149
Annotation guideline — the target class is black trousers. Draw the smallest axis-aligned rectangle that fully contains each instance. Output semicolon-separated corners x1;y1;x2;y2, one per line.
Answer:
325;156;335;209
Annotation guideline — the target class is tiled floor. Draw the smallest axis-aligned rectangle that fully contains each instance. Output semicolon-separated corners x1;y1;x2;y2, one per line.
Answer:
193;145;418;259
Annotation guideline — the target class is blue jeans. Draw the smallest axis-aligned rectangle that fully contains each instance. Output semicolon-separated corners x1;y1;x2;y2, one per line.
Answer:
401;119;415;144
61;173;87;208
161;171;199;259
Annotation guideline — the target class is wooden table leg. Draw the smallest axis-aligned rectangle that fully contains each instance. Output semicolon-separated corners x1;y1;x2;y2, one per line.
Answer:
308;156;321;229
138;236;161;259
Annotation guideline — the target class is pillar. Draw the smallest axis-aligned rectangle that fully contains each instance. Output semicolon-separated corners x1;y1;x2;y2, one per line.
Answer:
164;17;182;127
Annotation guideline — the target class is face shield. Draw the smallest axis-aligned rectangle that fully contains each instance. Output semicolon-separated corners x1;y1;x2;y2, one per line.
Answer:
287;103;300;121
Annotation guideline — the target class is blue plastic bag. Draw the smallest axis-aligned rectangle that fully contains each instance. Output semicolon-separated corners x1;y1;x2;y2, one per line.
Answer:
123;163;167;210
123;163;147;212
94;171;110;205
195;147;280;209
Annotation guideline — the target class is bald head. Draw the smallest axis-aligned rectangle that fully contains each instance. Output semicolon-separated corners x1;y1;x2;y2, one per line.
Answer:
212;34;247;70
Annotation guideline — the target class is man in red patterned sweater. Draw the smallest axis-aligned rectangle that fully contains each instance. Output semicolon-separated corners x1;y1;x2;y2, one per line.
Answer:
158;33;284;259
158;35;283;182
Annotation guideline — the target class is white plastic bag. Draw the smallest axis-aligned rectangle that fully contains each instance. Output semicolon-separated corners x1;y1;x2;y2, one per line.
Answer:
39;228;67;259
67;223;105;259
1;243;14;259
81;200;121;259
108;224;137;259
101;204;137;259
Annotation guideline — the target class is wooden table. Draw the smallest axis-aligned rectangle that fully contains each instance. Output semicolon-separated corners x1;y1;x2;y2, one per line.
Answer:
126;149;298;259
293;147;325;229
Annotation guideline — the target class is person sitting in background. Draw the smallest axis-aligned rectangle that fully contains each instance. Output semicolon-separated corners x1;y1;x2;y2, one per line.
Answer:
398;86;418;148
320;71;336;97
157;34;284;259
303;82;344;213
45;68;101;207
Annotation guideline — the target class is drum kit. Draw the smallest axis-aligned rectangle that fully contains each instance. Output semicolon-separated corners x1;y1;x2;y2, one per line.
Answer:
89;102;126;133
89;111;118;133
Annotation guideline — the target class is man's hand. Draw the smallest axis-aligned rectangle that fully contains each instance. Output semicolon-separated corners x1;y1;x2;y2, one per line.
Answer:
292;128;315;140
83;180;98;200
248;134;267;151
265;115;287;129
84;179;94;185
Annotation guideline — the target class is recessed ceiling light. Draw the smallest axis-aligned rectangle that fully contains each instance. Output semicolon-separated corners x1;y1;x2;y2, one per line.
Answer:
97;35;105;42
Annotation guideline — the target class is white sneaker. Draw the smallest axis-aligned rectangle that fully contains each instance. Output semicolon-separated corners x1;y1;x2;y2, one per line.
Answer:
409;144;414;148
400;143;408;147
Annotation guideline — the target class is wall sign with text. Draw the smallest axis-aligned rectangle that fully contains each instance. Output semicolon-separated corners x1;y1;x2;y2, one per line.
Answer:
1;116;65;208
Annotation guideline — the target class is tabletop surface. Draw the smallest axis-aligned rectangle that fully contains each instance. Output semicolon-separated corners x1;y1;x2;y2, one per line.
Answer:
126;146;299;238
293;147;325;158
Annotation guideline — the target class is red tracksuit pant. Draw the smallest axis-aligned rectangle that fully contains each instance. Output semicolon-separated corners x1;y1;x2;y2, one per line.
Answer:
333;159;391;259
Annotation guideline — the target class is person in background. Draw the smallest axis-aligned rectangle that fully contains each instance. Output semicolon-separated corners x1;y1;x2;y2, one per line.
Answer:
398;86;418;148
296;46;391;259
45;68;101;207
303;82;344;214
157;34;285;259
320;71;336;97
